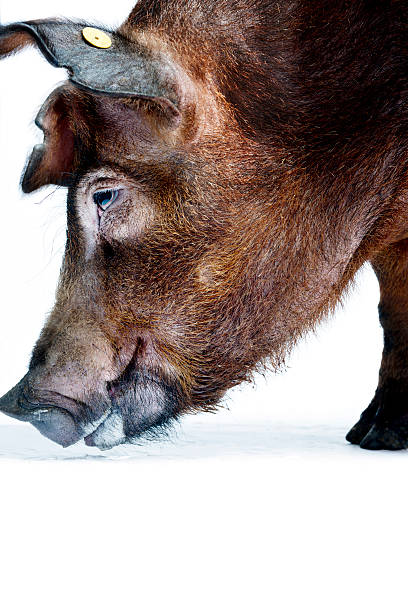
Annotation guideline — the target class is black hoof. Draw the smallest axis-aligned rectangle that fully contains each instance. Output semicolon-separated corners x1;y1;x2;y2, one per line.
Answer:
359;426;386;450
346;402;378;445
348;382;408;451
359;423;408;451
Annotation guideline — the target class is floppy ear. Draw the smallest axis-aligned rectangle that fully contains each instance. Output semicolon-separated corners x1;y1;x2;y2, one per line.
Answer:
0;19;196;192
0;20;182;126
0;28;35;57
21;87;77;193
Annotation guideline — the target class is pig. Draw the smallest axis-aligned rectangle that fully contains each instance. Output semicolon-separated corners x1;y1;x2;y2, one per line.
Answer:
1;1;408;451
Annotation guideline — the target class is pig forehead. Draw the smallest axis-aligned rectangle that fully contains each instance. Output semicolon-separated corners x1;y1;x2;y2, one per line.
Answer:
82;148;184;185
95;98;152;139
73;157;190;207
86;97;181;166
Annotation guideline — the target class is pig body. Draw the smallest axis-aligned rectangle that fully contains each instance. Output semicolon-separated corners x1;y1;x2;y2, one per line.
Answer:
1;1;408;450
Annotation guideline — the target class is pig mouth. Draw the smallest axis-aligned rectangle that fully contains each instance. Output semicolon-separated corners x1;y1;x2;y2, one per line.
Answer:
0;376;110;448
83;370;180;450
0;370;180;450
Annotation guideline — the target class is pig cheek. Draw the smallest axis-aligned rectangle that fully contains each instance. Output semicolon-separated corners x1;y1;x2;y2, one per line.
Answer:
196;258;226;291
99;200;155;243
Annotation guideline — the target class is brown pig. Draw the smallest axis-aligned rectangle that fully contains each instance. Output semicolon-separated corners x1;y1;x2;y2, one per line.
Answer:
1;1;408;450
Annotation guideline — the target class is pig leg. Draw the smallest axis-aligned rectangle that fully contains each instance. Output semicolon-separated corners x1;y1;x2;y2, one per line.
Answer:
347;239;408;449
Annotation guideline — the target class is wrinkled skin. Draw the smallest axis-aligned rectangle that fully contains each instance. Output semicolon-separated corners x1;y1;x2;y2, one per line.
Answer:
2;1;408;450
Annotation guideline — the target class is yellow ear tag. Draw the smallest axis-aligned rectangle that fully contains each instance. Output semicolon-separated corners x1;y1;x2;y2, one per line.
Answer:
82;27;112;49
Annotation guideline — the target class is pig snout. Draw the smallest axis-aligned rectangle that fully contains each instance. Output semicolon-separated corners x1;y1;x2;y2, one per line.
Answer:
0;376;83;447
0;360;180;449
0;374;110;447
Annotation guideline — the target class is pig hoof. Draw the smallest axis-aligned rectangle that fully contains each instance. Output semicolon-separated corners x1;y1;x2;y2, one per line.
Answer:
346;402;378;445
348;382;408;450
359;421;408;450
347;402;408;450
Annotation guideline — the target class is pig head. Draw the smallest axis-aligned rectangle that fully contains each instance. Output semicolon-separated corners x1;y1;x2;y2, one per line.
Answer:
0;16;253;449
1;3;407;449
0;17;212;448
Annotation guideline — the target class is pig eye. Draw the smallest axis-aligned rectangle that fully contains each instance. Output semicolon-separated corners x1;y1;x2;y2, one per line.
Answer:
93;189;121;212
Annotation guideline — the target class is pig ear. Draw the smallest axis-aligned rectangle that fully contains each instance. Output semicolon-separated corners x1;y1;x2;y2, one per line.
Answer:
21;87;76;194
0;27;35;57
0;20;182;126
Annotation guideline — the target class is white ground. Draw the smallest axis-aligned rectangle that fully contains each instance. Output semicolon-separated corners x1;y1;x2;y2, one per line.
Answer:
1;1;408;611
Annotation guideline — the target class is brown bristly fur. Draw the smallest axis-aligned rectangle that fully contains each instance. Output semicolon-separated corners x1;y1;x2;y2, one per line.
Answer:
3;1;408;449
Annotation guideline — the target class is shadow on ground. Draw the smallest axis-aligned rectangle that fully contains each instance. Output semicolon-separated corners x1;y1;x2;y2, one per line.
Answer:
0;416;379;461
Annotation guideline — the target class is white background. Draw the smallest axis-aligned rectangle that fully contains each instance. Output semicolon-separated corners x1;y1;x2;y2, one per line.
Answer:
0;2;407;611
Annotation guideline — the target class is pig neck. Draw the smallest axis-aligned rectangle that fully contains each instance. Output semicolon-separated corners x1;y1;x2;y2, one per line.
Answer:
125;1;408;358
